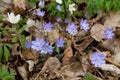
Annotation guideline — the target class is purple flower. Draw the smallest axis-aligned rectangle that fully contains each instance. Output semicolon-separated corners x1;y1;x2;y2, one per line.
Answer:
40;43;53;54
56;5;62;11
91;52;105;67
66;23;78;35
80;19;90;31
56;17;62;22
43;22;53;32
37;9;45;17
31;38;45;51
25;41;31;48
64;18;70;23
56;38;65;47
38;0;45;8
104;28;115;39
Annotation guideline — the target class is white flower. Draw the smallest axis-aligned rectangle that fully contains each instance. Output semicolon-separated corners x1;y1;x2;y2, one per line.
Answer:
7;12;20;24
38;0;45;8
69;3;76;14
56;0;62;4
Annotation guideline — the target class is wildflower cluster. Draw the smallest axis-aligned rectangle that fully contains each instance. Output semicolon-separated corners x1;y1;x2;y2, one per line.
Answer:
25;37;65;54
66;19;90;35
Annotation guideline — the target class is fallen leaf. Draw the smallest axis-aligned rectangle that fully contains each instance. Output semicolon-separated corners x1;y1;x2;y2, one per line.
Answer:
11;43;21;56
26;60;35;72
73;37;93;53
101;64;120;74
60;62;85;80
104;12;120;30
48;29;60;45
100;39;120;54
62;47;73;65
35;57;61;80
13;0;27;10
20;49;39;61
90;23;105;42
17;64;28;80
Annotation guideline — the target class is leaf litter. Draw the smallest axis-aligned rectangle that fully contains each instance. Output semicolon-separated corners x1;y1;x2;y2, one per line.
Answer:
1;0;120;80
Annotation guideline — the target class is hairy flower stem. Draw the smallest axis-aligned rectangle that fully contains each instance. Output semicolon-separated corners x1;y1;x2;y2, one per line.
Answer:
62;0;67;20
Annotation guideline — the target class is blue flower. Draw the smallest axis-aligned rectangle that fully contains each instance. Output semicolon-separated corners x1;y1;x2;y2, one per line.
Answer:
40;43;53;54
56;17;62;22
31;38;45;51
38;0;45;8
104;28;115;39
37;9;45;17
66;23;78;35
43;22;53;32
56;5;62;11
25;41;31;48
56;37;65;47
91;51;105;67
64;18;70;23
80;19;90;31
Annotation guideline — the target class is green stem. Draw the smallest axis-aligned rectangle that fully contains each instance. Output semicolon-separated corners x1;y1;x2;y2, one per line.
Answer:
62;0;67;20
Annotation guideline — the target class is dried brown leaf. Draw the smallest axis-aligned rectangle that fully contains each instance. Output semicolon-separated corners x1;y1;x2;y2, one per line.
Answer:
62;47;73;65
90;23;105;42
104;12;120;30
60;62;85;80
20;49;39;61
73;37;93;52
26;60;35;72
48;29;60;45
17;64;28;80
13;0;27;10
35;57;61;80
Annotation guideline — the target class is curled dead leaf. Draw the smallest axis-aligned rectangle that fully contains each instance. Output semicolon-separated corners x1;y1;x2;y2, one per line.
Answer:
101;64;120;74
26;60;35;72
17;64;28;80
20;49;39;61
73;37;93;53
62;47;73;65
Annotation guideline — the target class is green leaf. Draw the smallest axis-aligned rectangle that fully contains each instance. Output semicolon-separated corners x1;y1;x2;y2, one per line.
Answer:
19;35;26;49
18;25;26;33
4;43;12;48
12;36;17;42
4;46;10;62
83;72;95;80
29;0;36;7
0;65;15;80
0;46;3;61
0;11;4;21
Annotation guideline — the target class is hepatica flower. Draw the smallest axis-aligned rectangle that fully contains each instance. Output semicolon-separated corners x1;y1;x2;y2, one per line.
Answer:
64;18;70;23
66;23;78;35
69;3;76;14
104;28;115;39
80;19;90;31
56;5;62;11
40;43;53;54
37;9;45;17
38;0;45;8
25;41;32;48
7;12;20;24
91;52;105;67
56;17;62;22
31;38;45;51
56;37;65;47
56;0;62;4
43;22;53;32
